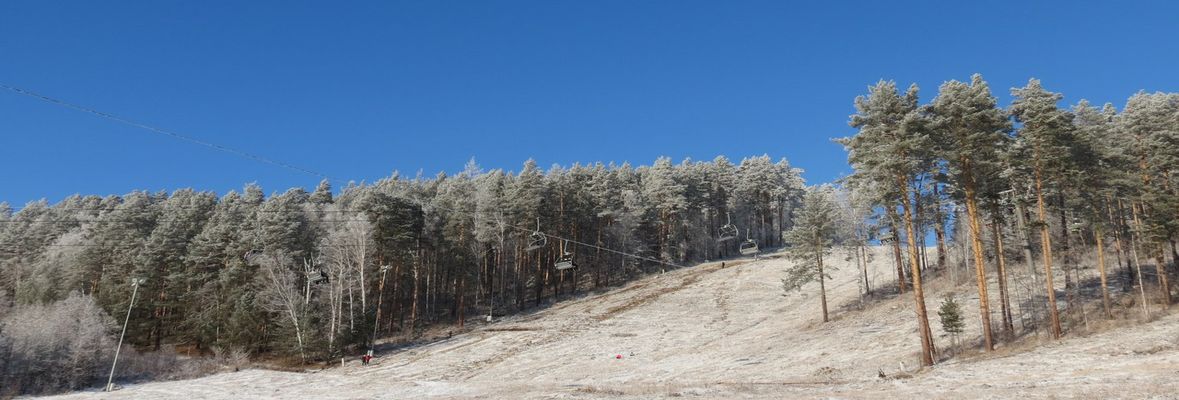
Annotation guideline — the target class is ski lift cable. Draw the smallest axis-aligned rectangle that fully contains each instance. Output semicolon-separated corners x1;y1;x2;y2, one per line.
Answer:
0;83;329;180
1;84;688;270
0;218;387;224
0;242;379;249
5;206;381;214
501;223;686;269
0;216;688;269
0;206;688;268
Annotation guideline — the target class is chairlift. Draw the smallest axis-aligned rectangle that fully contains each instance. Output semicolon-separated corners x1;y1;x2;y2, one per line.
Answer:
739;239;759;256
555;255;577;270
554;239;578;270
525;218;547;251
242;249;265;265
718;213;739;242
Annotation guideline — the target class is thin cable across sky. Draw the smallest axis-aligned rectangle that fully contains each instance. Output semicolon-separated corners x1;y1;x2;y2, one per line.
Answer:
0;83;689;269
0;83;331;180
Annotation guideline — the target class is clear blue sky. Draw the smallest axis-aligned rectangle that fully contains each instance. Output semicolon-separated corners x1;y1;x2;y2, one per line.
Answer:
3;1;1178;207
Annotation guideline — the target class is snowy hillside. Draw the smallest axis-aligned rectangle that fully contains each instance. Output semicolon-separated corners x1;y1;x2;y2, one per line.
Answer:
50;249;1179;399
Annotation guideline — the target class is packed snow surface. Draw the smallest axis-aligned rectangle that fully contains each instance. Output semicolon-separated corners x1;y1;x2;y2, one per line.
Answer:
51;250;1179;399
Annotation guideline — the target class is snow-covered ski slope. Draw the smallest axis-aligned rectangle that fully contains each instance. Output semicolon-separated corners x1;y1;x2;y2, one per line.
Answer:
52;249;1179;399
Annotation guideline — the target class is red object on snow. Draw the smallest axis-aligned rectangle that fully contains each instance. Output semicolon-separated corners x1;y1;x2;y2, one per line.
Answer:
616;354;622;359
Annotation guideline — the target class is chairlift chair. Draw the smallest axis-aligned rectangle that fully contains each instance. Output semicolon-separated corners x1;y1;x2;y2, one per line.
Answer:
554;239;578;270
717;213;738;242
718;225;739;242
555;253;577;270
525;218;547;251
739;239;759;256
526;232;547;251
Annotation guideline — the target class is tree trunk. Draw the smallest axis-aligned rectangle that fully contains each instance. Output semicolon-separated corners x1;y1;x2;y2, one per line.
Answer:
860;244;871;294
153;292;165;351
1059;202;1077;322
328;276;338;353
373;266;388;345
1154;247;1172;308
818;245;829;323
1014;198;1039;288
595;225;603;289
1034;166;1062;338
534;251;543;307
914;187;927;273
392;259;402;333
409;250;420;337
1095;227;1112;319
933;183;948;270
899;176;935;366
458;276;466;329
992;216;1014;337
1171;240;1179;272
920;235;929;274
887;210;907;294
855;243;868;299
1129;203;1151;319
515;244;523;309
359;250;367;315
891;233;906;294
1133;202;1172;308
1106;198;1130;293
290;309;306;364
962;181;994;351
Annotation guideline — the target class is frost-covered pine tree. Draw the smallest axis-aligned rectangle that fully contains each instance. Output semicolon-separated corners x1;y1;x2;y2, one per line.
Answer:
929;74;1011;351
88;191;163;343
834;181;876;299
134;189;217;350
1117;91;1179;309
309;179;333;205
512;160;546;305
474;169;509;302
1010;79;1075;337
707;156;738;258
938;295;965;350
179;189;258;350
839;80;937;366
782;186;838;322
733;155;781;247
1071;100;1120;319
641;157;686;269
